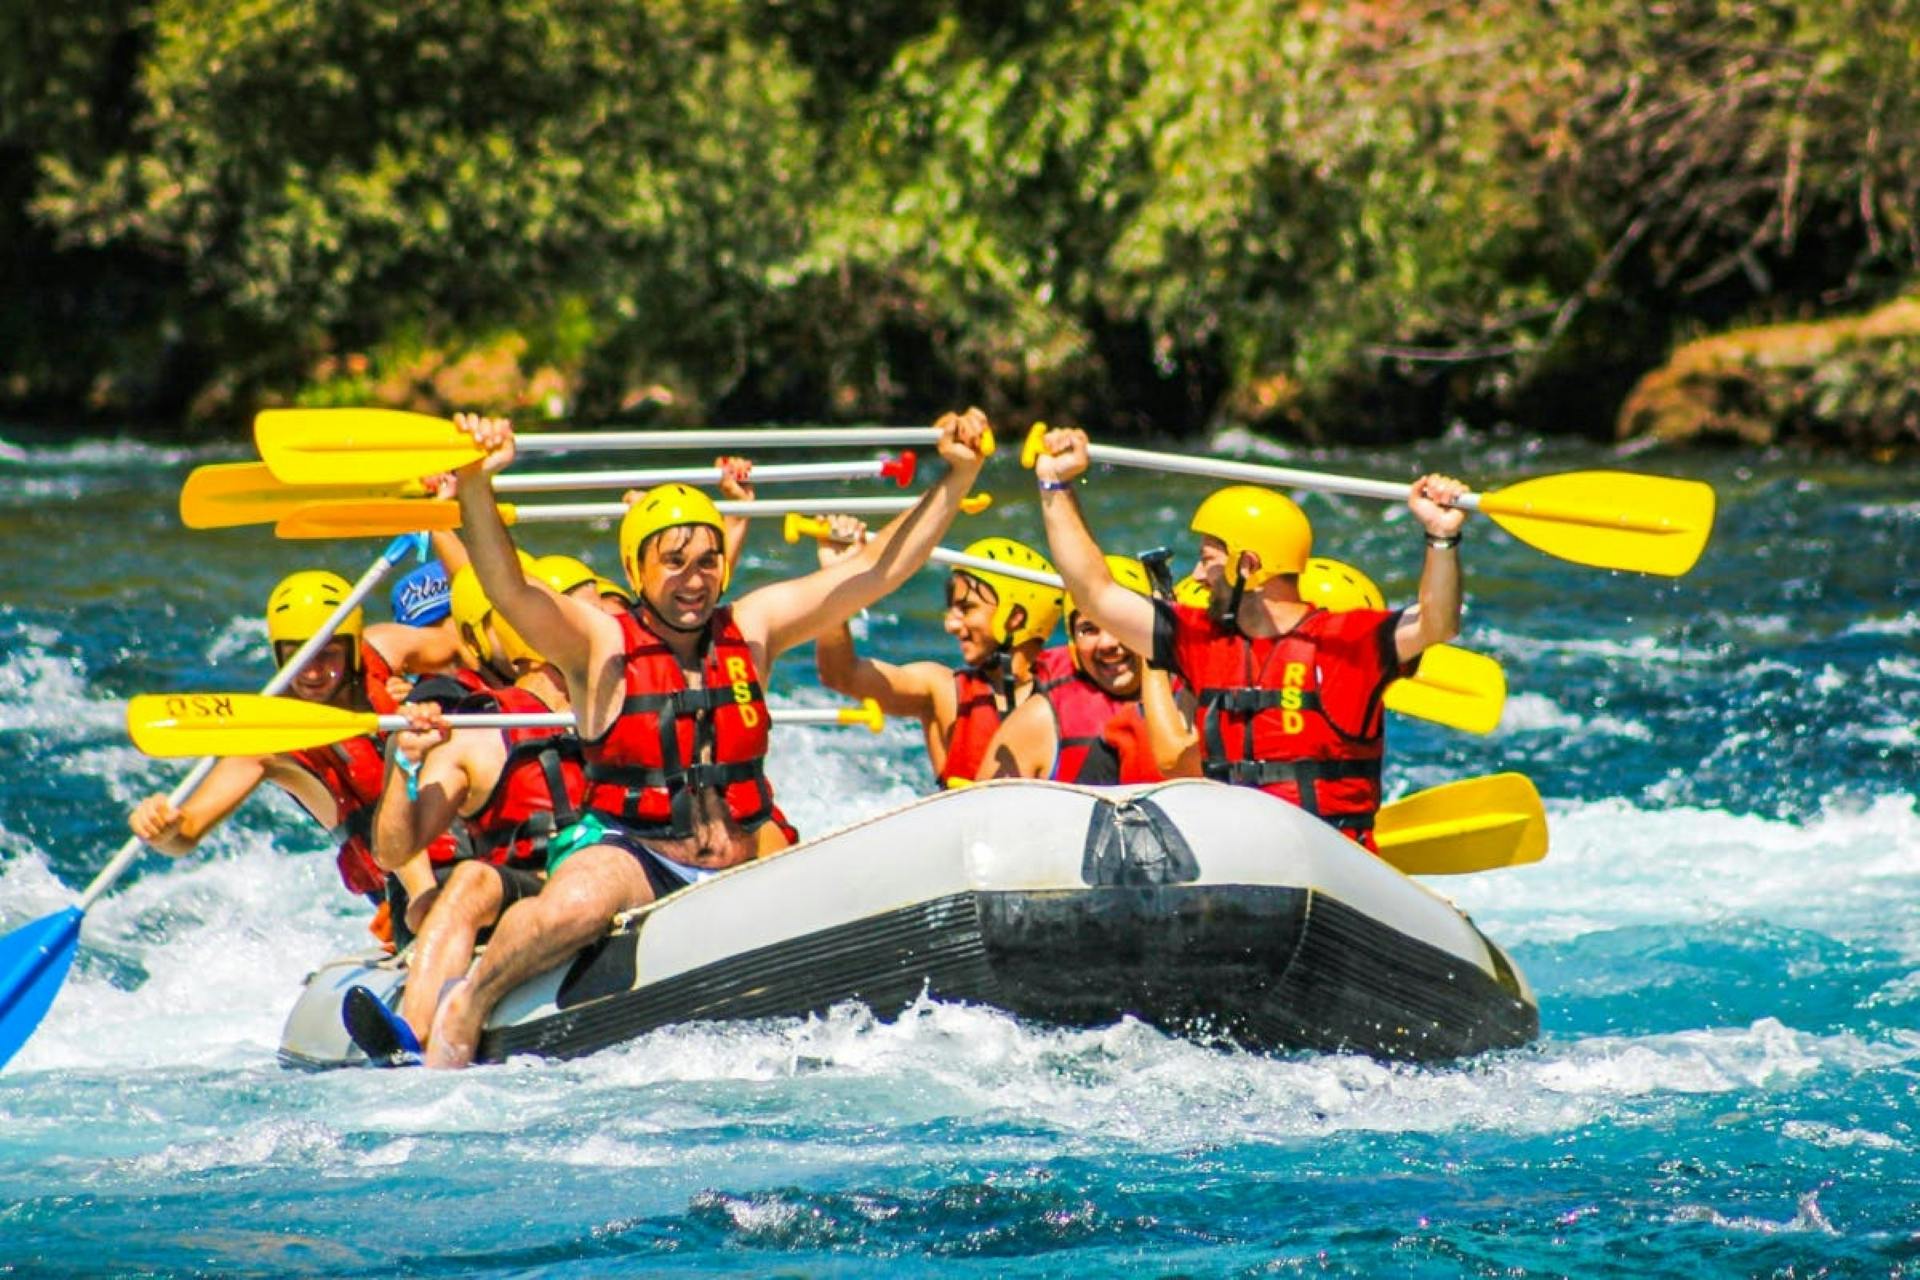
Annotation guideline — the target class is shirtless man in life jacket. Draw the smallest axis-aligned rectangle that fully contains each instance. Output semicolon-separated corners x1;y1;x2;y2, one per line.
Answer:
1031;426;1469;849
814;535;1071;789
359;565;587;1055
126;571;468;940
420;409;994;1068
976;555;1165;785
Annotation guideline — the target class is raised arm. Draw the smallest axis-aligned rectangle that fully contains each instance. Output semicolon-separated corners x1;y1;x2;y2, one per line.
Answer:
816;626;949;722
1394;472;1469;664
127;754;270;857
372;704;473;871
1032;427;1156;657
450;414;619;690
975;694;1056;780
738;409;992;661
716;456;754;580
1138;668;1201;778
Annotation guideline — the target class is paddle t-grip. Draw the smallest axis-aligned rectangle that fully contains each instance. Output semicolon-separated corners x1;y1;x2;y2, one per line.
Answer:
880;451;917;488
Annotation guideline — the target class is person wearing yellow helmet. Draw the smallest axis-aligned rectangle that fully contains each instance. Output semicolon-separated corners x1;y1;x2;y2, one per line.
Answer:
617;454;757;591
1029;425;1470;850
127;570;466;944
975;555;1165;784
352;563;587;1063
528;551;635;618
421;407;994;1068
1135;560;1390;780
813;528;1072;788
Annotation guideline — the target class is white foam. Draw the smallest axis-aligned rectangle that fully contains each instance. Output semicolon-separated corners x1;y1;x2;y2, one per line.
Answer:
1496;692;1652;741
0;649;123;735
1438;793;1920;952
1779;1119;1906;1152
1669;1189;1838;1236
1475;624;1722;666
1844;610;1920;637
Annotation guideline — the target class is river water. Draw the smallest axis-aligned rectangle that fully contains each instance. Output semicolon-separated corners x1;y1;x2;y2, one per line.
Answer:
0;424;1914;1276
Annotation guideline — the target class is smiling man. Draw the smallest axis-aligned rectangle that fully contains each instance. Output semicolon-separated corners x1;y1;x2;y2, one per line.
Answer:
814;535;1071;789
975;555;1164;785
422;408;994;1067
126;571;461;937
1029;425;1470;850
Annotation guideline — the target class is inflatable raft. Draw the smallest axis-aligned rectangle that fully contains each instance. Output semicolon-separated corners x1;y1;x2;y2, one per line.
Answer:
279;779;1537;1068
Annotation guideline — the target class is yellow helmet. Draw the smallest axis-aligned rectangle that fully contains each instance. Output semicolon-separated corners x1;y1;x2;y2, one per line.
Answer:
449;558;541;670
1064;555;1154;622
533;553;598;597
266;571;363;652
619;483;729;593
594;576;634;605
955;537;1063;648
1300;557;1385;612
1189;485;1311;589
1172;576;1212;609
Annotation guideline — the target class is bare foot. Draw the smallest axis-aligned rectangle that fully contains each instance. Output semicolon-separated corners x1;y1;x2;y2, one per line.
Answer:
424;979;478;1069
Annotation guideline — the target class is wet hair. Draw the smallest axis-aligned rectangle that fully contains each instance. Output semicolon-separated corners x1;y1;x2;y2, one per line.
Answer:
945;572;998;611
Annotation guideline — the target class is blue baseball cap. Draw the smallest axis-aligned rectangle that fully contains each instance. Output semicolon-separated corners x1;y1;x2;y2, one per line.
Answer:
391;560;452;626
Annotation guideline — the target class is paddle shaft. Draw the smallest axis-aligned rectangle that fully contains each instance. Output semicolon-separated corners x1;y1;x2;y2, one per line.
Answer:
1079;441;1481;511
76;536;418;909
372;708;865;731
493;456;909;493
506;427;943;453
511;495;932;522
792;518;1064;590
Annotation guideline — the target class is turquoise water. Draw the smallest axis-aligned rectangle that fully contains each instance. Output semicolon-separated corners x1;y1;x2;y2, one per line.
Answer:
0;426;1915;1276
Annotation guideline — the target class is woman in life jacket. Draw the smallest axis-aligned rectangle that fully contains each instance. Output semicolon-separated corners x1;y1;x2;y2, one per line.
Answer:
420;407;994;1068
976;555;1164;785
1028;424;1470;850
814;531;1070;788
126;571;462;942
363;563;585;1053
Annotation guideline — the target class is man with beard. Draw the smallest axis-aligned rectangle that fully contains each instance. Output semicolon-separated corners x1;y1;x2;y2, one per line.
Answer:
1029;426;1470;850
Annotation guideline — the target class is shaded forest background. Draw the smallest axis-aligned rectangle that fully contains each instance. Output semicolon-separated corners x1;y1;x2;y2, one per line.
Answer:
3;0;1917;446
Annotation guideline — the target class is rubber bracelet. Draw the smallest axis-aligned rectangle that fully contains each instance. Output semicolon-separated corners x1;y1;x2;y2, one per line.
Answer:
396;752;422;801
1037;478;1074;493
1425;532;1462;550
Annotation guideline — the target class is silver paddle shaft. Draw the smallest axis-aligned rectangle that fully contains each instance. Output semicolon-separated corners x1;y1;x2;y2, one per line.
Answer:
1084;442;1485;511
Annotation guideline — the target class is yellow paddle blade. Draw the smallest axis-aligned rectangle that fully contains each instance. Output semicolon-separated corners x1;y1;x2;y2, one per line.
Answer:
1478;471;1715;577
127;693;380;757
1374;772;1547;875
179;462;412;529
1382;644;1506;735
274;498;503;540
257;408;475;485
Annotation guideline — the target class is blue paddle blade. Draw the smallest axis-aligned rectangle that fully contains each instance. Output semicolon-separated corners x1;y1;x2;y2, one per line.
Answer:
0;906;83;1070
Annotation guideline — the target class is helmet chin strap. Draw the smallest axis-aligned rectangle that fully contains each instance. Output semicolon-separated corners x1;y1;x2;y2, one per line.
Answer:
1222;577;1248;636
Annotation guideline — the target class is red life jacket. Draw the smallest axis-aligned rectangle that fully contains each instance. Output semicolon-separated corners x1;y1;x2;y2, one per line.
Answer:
1172;604;1393;840
286;734;461;901
581;606;795;842
362;642;400;714
460;685;587;871
1043;672;1164;786
939;647;1074;787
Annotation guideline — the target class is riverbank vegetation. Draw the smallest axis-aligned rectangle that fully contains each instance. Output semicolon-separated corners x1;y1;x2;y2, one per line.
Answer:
4;0;1916;447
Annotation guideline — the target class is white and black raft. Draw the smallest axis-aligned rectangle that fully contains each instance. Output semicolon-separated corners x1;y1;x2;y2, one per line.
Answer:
278;779;1538;1068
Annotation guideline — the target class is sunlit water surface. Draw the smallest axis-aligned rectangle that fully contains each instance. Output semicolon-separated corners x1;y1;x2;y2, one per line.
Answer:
0;425;1915;1276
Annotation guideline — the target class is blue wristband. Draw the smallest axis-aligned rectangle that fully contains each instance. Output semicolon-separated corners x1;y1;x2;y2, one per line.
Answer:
1037;478;1074;493
396;752;422;801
